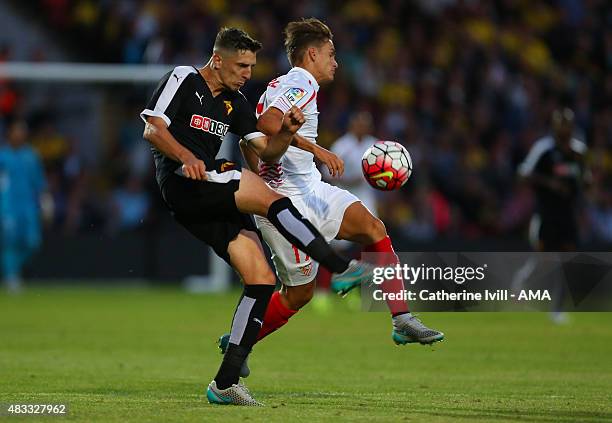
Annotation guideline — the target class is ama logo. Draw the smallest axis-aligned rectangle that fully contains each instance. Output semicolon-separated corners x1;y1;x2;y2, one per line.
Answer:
517;290;551;301
283;87;307;105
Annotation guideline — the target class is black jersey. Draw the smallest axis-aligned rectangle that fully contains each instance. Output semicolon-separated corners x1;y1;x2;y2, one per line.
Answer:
518;135;587;221
140;66;261;187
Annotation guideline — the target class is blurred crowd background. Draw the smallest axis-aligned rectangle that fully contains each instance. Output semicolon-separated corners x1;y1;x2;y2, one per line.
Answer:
1;0;611;279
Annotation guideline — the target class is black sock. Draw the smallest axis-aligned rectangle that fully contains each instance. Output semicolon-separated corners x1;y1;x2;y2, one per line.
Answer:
214;284;274;389
214;344;250;390
267;197;350;273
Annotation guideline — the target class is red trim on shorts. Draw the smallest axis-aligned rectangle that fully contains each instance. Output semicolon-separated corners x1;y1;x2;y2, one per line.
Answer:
292;245;301;263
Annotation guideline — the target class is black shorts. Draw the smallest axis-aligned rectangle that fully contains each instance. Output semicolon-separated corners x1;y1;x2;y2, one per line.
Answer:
535;214;579;250
160;171;258;264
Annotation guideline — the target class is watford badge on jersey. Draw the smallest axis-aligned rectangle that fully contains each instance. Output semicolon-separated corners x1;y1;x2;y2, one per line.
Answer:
224;101;233;116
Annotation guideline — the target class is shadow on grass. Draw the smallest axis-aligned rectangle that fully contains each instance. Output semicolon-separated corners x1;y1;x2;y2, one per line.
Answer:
279;393;612;422
409;406;612;423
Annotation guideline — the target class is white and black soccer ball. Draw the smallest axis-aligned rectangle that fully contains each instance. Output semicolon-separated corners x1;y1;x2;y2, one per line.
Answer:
361;141;412;191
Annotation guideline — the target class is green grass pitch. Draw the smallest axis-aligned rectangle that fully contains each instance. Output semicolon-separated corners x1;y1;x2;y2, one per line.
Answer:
1;287;612;422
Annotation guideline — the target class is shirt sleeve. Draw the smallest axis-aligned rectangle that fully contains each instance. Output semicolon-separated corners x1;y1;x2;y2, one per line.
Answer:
518;138;553;177
268;76;316;114
140;66;195;127
230;95;265;141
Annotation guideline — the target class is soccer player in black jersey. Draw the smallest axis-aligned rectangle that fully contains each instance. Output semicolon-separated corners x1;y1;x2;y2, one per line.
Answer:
519;108;588;252
140;28;373;405
517;108;589;323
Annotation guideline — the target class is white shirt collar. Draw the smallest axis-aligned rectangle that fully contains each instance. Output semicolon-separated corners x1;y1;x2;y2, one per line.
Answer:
289;67;320;91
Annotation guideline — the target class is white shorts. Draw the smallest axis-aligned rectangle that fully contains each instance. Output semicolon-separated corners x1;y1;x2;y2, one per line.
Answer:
255;181;360;286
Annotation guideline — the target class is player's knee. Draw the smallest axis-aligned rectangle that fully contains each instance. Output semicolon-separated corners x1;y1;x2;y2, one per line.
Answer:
258;266;277;285
244;262;276;285
284;283;315;309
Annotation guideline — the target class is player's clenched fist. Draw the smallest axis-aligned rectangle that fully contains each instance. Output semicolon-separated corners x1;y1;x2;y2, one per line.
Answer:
181;157;208;180
281;106;306;134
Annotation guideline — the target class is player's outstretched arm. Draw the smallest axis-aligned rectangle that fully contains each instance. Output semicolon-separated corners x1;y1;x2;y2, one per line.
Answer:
256;106;284;136
143;116;207;180
257;106;343;175
244;106;305;164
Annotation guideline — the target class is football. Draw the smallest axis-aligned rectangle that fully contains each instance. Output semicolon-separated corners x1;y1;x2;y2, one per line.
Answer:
361;141;412;190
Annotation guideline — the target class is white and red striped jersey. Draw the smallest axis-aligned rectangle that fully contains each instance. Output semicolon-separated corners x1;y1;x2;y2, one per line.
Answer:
255;67;321;196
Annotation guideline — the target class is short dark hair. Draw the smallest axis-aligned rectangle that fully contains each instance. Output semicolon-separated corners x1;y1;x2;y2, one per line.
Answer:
214;27;262;53
284;18;333;66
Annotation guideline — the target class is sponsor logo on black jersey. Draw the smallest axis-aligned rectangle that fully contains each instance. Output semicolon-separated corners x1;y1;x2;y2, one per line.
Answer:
190;114;229;138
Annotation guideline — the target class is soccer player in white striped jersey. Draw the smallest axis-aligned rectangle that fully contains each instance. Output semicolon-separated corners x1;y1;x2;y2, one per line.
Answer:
226;19;443;376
